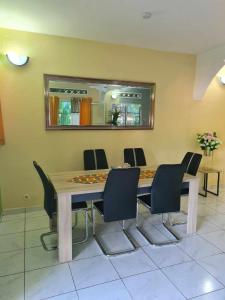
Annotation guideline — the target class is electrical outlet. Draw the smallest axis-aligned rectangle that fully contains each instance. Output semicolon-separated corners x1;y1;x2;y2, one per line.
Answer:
24;194;30;200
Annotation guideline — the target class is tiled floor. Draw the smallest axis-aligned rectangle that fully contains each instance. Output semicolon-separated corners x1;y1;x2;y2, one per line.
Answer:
2;191;225;299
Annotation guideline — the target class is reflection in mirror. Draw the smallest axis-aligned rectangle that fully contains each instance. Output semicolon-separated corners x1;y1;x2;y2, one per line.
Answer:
44;75;155;130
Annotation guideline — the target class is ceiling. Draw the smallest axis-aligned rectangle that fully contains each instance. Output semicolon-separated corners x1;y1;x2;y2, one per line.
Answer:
0;0;225;54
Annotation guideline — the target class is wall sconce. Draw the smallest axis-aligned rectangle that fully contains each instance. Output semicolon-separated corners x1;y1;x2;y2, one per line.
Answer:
6;51;29;66
219;76;225;85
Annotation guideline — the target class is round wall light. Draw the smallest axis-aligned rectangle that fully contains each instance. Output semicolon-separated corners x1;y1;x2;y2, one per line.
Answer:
219;76;225;85
6;51;29;66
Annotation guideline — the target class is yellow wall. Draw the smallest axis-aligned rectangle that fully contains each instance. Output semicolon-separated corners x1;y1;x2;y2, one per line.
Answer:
0;28;223;210
189;67;225;172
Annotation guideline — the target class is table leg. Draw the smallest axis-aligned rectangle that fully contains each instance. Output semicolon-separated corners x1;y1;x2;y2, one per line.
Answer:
217;172;220;195
57;193;72;262
206;172;220;196
199;173;207;197
187;178;199;234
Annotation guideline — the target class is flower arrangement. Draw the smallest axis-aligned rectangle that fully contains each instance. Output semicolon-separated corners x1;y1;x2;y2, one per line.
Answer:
196;132;222;153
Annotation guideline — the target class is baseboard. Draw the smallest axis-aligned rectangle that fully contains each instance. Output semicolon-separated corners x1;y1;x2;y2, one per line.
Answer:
207;184;224;190
3;206;43;215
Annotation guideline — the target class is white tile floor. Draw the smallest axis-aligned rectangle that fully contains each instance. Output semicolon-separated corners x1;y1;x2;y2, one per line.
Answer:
2;192;225;299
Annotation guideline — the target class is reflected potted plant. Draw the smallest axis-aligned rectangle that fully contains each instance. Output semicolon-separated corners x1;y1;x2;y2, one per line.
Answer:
110;107;121;126
196;132;222;156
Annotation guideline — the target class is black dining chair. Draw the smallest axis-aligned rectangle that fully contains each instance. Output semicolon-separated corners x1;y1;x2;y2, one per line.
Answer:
124;148;147;167
124;148;135;167
95;149;109;169
84;150;96;171
173;152;202;226
33;161;89;251
135;148;147;166
137;164;184;245
92;167;140;255
124;148;149;204
181;152;194;173
187;153;202;176
181;153;202;195
84;149;108;170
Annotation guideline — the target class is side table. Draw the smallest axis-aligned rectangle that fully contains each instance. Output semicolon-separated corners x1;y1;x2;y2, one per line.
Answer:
198;167;221;197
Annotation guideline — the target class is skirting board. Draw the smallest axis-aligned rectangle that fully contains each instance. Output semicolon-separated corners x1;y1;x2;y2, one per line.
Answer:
2;206;43;215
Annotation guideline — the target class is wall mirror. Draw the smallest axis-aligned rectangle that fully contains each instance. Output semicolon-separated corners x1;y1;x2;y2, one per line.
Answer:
44;74;155;130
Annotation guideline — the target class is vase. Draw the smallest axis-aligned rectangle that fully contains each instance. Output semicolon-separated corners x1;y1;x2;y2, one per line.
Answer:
204;148;212;157
203;149;214;169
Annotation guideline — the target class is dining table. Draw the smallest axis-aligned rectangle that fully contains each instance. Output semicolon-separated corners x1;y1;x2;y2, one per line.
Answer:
48;167;199;263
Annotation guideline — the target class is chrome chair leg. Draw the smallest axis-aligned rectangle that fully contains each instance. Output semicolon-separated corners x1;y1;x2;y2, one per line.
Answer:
171;211;187;226
122;220;125;230
94;234;109;256
40;209;89;251
163;222;180;242
171;219;187;226
172;196;188;225
74;213;78;227
73;209;89;245
136;201;139;227
121;219;137;248
92;204;96;235
88;206;92;222
92;208;137;256
136;213;180;246
40;231;57;251
122;227;137;250
72;213;78;229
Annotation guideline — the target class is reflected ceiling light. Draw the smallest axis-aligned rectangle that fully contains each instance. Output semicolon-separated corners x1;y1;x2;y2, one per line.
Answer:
142;11;152;19
111;93;117;99
6;51;29;66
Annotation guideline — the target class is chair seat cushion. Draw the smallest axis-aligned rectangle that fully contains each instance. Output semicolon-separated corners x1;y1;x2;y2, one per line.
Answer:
138;194;151;207
181;182;189;195
181;188;189;195
94;201;104;215
72;202;87;210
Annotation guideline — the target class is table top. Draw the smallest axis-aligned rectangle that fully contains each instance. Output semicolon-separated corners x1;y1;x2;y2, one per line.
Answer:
49;167;197;196
199;167;222;174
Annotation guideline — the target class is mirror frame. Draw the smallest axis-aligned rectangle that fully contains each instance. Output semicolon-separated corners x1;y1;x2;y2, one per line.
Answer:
44;74;155;130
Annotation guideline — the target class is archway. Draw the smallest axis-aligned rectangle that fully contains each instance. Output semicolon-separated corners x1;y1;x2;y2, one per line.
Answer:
193;44;225;100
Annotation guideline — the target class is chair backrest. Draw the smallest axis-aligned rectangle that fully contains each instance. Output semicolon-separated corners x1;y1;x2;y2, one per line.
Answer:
103;168;140;222
135;148;147;166
151;164;184;214
84;149;96;170
33;161;56;218
124;148;146;167
181;152;194;172
187;153;202;176
84;149;108;170
95;149;109;169
124;148;135;167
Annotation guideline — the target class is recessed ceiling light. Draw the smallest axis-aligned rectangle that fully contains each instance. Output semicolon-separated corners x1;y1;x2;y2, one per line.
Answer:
142;11;152;19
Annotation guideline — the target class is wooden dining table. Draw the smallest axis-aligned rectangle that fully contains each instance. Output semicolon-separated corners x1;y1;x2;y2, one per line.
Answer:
48;168;199;263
